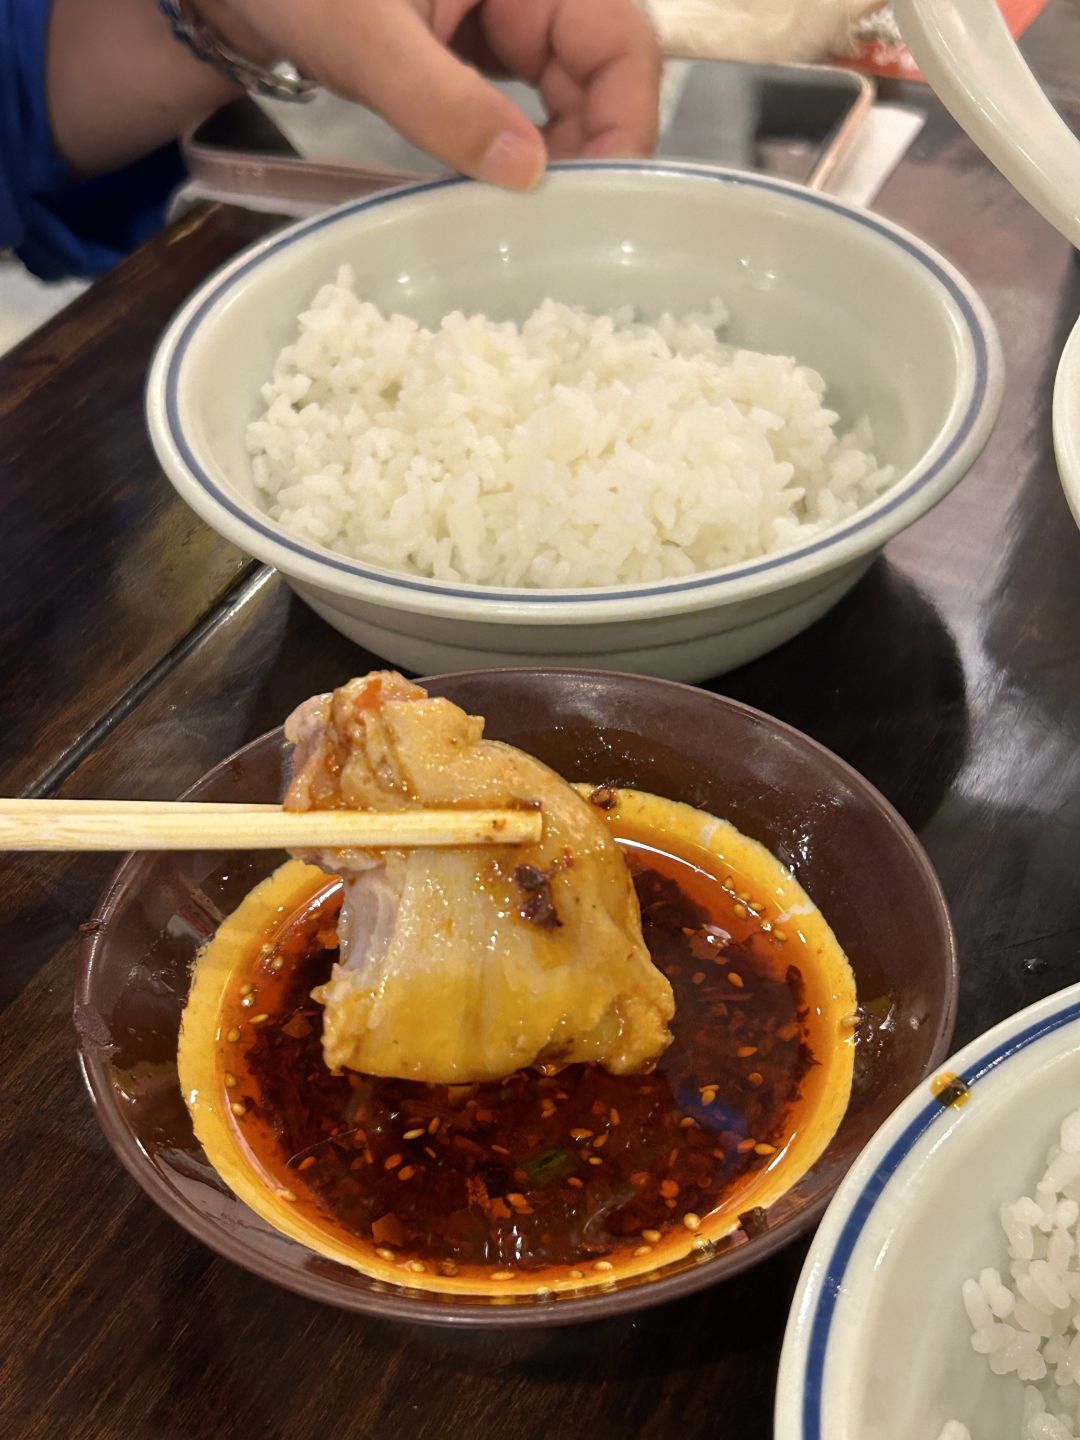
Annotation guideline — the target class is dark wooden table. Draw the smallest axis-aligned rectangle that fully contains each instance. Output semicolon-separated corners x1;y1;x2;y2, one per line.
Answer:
3;11;1080;1437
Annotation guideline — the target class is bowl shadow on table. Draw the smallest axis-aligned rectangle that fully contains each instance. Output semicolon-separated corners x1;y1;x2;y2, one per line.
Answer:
921;297;1080;1041
714;557;971;837
123;1231;801;1440
143;1227;804;1438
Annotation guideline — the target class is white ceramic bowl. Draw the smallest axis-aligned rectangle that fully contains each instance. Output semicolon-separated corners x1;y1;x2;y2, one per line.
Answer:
1054;320;1080;533
147;161;1003;682
776;983;1080;1440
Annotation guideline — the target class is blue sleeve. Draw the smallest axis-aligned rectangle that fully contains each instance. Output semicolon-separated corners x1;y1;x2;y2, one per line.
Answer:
0;0;186;280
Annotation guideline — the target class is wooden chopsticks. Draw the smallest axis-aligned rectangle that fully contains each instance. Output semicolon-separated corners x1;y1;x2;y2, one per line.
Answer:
0;800;542;852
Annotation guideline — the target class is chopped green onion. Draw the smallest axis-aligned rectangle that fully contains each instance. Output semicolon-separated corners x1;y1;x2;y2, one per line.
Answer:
522;1145;576;1186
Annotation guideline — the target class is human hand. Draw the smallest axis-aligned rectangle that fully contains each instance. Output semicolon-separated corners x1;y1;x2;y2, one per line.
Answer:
201;0;661;189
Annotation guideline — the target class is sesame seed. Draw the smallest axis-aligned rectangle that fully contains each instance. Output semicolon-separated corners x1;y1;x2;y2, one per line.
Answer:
277;1188;297;1202
737;1045;758;1058
592;1134;608;1148
224;1072;237;1089
375;1247;396;1261
239;983;253;997
755;1142;777;1156
701;1089;718;1105
774;927;788;943
385;1153;403;1170
588;1156;603;1166
749;902;764;914
406;1260;426;1273
570;1128;594;1141
727;972;744;988
424;1147;437;1160
723;875;734;888
692;972;706;985
403;1128;425;1140
737;891;751;902
659;1179;679;1199
609;1107;620;1126
747;1071;764;1087
593;1260;613;1272
271;956;285;971
298;1156;316;1172
491;1144;510;1156
642;1229;662;1243
397;1165;417;1181
250;1013;270;1025
535;1287;553;1299
738;1137;757;1152
506;1192;528;1208
568;1269;586;1279
567;1176;584;1189
679;1116;697;1129
428;1117;441;1134
490;1270;514;1281
733;903;748;919
634;1245;652;1257
230;1101;246;1117
226;1027;241;1043
683;1212;702;1232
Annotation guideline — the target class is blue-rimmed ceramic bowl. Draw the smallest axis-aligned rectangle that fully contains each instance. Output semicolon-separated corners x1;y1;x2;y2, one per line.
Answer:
146;161;1002;681
777;983;1080;1440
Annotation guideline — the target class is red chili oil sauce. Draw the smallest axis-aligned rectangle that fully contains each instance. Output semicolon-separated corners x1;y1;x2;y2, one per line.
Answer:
221;822;818;1277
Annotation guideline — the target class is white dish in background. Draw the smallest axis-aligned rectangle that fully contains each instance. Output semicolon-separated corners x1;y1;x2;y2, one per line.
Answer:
1055;319;1080;534
147;160;1001;681
776;983;1080;1440
893;0;1080;544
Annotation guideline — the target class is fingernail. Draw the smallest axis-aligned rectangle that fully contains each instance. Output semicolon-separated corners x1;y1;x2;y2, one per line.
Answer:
477;130;546;191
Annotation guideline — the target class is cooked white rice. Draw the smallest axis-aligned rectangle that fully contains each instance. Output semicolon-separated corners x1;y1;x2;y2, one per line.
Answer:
940;1108;1080;1440
246;267;896;589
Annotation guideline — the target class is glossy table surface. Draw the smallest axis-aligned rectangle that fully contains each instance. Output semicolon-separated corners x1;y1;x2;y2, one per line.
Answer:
2;11;1080;1437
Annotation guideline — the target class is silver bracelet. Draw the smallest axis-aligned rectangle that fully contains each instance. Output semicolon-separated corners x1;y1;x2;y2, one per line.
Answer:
158;0;318;103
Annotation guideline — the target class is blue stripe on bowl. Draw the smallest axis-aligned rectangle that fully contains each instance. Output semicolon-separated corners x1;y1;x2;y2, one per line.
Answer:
801;994;1080;1440
164;161;991;605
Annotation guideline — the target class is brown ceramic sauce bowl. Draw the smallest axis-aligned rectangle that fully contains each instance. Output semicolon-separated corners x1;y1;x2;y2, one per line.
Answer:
75;670;957;1326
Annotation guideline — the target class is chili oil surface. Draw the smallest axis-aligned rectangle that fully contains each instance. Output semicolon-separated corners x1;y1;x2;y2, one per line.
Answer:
215;811;838;1284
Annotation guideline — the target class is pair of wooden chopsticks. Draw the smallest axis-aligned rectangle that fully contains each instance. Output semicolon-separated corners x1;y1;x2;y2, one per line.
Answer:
0;799;542;852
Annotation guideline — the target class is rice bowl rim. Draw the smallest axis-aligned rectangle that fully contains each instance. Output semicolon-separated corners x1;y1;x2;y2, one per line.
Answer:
147;161;1003;622
775;980;1080;1440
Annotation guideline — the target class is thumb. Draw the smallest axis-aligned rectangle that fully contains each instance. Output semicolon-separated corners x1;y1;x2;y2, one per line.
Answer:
304;2;547;189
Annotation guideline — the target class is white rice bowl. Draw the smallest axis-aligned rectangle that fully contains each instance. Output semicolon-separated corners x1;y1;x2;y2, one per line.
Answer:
246;266;896;590
776;984;1080;1440
940;1110;1080;1440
